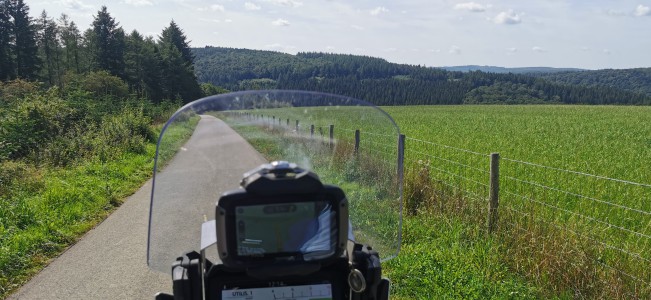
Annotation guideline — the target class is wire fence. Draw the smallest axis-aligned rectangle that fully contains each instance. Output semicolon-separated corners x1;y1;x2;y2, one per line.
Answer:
227;111;651;297
402;136;651;296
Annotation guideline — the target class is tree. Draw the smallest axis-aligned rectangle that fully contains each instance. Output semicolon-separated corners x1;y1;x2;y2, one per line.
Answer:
8;0;39;79
58;14;81;73
37;10;61;86
124;30;164;101
91;6;125;79
159;21;201;102
159;20;193;65
0;0;14;80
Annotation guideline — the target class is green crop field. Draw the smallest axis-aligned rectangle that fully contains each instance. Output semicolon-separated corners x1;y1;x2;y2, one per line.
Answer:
384;105;651;184
234;104;651;298
385;105;651;298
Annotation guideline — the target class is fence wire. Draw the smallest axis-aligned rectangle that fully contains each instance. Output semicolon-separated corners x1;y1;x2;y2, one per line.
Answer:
226;112;651;294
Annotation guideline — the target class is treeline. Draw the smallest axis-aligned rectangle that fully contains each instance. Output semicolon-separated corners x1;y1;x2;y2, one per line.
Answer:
534;68;651;97
0;1;219;165
193;47;651;105
0;0;205;103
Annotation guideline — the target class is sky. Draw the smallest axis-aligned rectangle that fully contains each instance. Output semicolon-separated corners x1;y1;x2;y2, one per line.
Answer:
29;0;651;70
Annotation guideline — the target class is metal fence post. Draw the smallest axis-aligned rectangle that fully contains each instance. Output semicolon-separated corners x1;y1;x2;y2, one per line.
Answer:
488;153;500;234
295;120;299;132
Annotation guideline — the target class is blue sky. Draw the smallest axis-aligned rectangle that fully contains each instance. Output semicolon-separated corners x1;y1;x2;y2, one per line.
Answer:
30;0;651;69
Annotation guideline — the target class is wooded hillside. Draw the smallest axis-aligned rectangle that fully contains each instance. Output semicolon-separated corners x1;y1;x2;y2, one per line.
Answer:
193;47;651;105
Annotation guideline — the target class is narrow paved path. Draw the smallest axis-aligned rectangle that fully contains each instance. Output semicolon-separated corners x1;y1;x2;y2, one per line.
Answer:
9;116;266;299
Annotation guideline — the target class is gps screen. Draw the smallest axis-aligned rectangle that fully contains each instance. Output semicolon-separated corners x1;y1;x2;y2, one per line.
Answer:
235;201;332;256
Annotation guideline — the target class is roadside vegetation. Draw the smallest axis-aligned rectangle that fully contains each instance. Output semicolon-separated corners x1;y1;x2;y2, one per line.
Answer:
0;2;219;297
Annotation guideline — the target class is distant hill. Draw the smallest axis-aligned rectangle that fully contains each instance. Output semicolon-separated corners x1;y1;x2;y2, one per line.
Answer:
533;68;651;97
438;65;585;74
192;47;650;105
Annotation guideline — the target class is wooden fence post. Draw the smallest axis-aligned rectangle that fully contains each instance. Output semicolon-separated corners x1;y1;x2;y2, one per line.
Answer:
398;134;405;179
295;120;299;132
488;153;500;234
329;125;334;147
354;130;360;154
287;118;289;126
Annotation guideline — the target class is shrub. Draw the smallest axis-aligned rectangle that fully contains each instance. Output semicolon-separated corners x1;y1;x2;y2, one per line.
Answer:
0;91;74;161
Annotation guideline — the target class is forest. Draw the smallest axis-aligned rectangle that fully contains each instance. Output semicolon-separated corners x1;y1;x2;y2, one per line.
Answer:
193;47;651;105
534;68;651;97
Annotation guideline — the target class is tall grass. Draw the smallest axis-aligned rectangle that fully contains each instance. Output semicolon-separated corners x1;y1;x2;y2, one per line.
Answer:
386;105;651;298
221;112;538;299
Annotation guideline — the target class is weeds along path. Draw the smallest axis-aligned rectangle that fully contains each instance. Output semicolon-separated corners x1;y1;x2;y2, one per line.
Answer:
8;115;266;299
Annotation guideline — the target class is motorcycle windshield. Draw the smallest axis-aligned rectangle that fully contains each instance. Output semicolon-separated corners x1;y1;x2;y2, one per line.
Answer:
147;90;403;272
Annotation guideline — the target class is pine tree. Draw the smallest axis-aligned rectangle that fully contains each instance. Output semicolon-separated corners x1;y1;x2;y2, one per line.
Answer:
91;6;125;79
159;20;201;102
8;0;39;79
159;20;193;65
37;10;61;85
58;14;81;73
0;0;14;80
124;30;164;102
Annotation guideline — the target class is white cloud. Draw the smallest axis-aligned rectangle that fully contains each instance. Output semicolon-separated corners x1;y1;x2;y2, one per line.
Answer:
225;19;233;23
244;2;261;10
581;47;590;52
351;25;365;30
124;0;153;6
449;45;461;54
370;6;389;16
506;47;517;55
454;2;487;12
57;0;93;11
634;4;650;17
199;18;221;23
265;43;297;53
210;4;225;12
532;46;547;53
603;49;612;55
428;49;441;53
264;0;303;8
384;47;397;52
272;18;290;26
326;46;336;51
493;10;521;24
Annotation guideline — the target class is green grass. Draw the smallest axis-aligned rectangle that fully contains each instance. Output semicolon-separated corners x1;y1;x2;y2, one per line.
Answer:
225;105;651;298
224;116;538;299
0;118;197;299
384;105;651;183
0;149;155;298
383;105;651;298
385;215;539;300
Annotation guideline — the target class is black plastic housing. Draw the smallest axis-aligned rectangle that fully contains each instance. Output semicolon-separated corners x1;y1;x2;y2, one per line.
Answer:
215;185;348;270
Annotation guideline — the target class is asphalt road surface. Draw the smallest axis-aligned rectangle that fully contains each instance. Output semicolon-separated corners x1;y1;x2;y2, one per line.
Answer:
9;115;267;299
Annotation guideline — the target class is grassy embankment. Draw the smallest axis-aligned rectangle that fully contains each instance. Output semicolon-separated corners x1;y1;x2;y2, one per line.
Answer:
0;80;196;299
